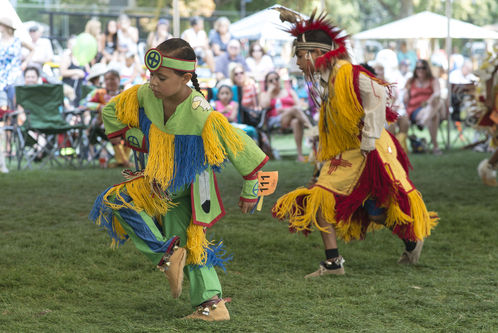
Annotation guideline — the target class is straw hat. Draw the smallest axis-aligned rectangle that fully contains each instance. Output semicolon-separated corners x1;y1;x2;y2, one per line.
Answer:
0;17;16;30
87;63;107;81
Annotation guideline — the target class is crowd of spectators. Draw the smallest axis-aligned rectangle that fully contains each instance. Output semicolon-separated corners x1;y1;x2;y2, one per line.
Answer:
0;13;489;171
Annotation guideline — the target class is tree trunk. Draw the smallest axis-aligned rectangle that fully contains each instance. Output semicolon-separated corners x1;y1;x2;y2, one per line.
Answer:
399;0;413;18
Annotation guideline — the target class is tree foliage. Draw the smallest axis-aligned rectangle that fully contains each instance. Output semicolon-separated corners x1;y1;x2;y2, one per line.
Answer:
214;0;498;34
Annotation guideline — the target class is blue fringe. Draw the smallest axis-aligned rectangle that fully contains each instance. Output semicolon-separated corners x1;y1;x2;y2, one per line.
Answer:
189;240;233;272
138;108;151;152
88;186;129;246
137;109;226;191
170;135;209;192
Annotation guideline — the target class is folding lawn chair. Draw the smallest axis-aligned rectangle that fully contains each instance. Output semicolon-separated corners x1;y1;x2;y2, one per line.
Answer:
15;84;87;169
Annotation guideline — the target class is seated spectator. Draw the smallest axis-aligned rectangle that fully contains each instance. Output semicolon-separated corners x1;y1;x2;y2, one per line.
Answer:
99;20;118;64
60;36;87;107
214;84;238;122
246;41;274;86
27;24;54;69
14;65;42;126
181;16;214;72
120;51;144;89
449;58;477;121
82;69;131;167
84;18;103;65
397;41;417;72
146;18;172;49
214;84;258;141
404;59;447;155
117;14;139;57
371;61;410;153
230;64;261;126
208;17;233;56
23;65;42;85
259;71;312;162
86;62;107;88
215;39;249;82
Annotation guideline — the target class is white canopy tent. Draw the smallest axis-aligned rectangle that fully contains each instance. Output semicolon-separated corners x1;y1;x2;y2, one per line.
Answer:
230;5;295;41
353;11;498;40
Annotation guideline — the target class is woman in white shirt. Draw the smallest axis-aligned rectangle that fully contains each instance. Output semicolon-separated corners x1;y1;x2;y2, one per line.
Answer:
245;41;274;86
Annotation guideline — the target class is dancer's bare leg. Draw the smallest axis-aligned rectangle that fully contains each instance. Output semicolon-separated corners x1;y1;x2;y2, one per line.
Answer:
317;211;338;249
290;118;304;161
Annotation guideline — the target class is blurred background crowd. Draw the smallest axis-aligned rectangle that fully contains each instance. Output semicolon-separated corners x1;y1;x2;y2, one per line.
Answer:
1;1;497;173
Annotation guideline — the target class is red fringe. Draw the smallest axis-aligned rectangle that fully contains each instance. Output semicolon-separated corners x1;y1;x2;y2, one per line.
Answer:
386;130;412;173
386;106;398;122
289;11;347;44
352;65;363;106
315;45;348;70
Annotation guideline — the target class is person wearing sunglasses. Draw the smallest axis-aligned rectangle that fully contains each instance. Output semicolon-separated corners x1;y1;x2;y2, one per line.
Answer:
259;71;313;162
404;59;447;155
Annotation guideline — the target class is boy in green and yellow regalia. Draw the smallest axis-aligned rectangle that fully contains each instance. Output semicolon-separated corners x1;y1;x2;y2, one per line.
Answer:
90;38;268;321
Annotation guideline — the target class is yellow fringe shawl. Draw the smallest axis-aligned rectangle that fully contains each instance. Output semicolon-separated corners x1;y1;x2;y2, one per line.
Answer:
273;186;438;242
317;61;364;161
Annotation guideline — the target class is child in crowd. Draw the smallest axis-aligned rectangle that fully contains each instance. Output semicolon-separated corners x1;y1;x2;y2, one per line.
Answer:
214;84;258;140
90;38;268;321
214;84;238;122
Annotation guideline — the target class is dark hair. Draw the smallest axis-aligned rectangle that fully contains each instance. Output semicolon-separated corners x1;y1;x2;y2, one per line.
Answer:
264;71;280;91
249;42;265;57
296;29;350;61
360;63;376;76
105;20;118;52
190;16;202;27
408;59;434;84
216;84;233;99
104;69;120;79
24;66;40;78
156;38;201;94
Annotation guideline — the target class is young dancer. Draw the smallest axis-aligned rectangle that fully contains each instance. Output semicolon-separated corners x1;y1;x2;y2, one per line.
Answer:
90;38;268;320
272;10;438;278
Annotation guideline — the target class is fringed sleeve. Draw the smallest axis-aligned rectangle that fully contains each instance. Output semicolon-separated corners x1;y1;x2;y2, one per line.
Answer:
103;84;141;138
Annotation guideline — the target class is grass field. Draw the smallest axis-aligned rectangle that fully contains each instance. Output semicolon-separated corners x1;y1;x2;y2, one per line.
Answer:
0;148;497;332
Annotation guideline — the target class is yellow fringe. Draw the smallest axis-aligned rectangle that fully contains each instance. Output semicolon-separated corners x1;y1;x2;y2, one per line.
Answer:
125;176;175;217
273;186;336;234
185;222;211;265
318;61;364;161
407;190;439;240
102;177;175;217
111;84;140;127
202;111;244;166
144;125;175;189
110;216;128;249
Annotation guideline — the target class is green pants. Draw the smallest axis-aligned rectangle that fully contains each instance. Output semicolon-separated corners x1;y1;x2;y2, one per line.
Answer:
114;192;222;307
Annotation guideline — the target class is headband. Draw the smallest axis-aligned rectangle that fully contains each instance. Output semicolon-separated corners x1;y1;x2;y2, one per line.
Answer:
144;48;196;72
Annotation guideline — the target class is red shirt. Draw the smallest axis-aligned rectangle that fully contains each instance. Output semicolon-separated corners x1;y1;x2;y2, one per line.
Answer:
406;79;434;116
268;89;295;118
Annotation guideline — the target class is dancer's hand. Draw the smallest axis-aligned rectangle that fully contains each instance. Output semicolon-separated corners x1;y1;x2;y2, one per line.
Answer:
238;199;256;214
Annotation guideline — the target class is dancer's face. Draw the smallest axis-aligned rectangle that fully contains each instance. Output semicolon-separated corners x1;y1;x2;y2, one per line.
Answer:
296;49;320;76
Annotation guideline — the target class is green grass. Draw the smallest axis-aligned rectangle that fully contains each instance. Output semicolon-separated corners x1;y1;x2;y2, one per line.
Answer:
1;149;497;332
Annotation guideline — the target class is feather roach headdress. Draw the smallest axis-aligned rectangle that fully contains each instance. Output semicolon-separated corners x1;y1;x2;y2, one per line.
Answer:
275;8;349;70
